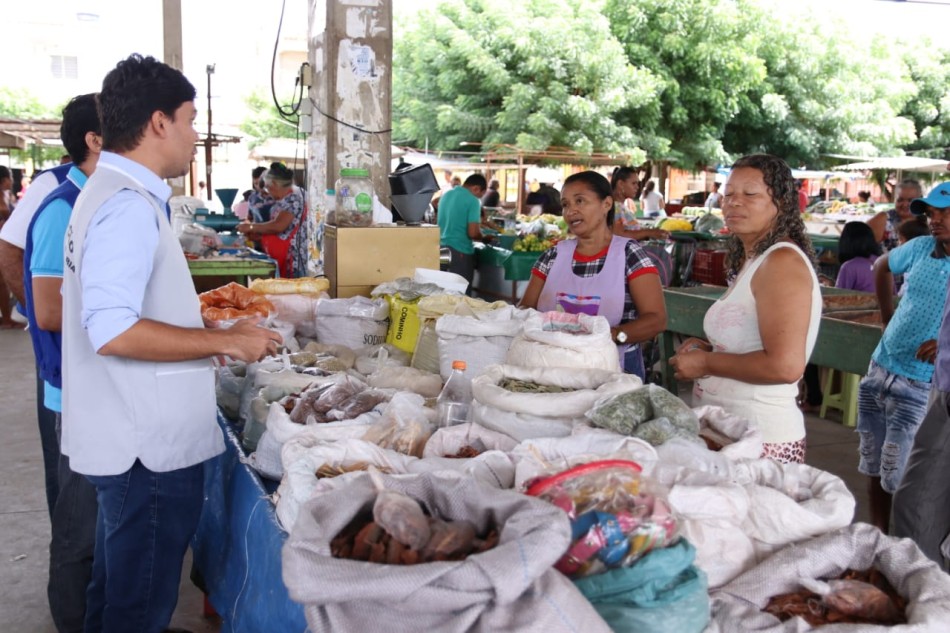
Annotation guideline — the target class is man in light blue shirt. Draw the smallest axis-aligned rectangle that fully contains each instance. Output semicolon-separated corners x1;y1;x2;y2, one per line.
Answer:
60;54;282;632
24;92;101;633
857;181;950;535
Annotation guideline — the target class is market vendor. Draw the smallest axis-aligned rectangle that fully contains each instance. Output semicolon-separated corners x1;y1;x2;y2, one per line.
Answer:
237;162;308;278
519;170;667;380
610;166;670;242
670;154;821;464
437;173;489;293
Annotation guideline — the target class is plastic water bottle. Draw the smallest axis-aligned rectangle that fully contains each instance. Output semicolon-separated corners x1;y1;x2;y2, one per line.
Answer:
436;360;472;428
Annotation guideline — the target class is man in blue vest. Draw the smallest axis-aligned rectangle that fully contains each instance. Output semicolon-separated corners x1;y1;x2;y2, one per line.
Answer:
61;54;282;632
0;159;72;519
24;93;101;633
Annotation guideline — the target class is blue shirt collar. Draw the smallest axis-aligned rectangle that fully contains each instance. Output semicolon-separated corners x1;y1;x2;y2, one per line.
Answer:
96;151;172;205
66;165;88;189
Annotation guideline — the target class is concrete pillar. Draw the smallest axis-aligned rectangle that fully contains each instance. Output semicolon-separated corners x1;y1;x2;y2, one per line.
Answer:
162;0;186;196
307;0;392;273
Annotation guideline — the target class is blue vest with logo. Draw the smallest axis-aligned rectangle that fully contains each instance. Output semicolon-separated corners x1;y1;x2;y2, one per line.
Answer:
23;174;82;389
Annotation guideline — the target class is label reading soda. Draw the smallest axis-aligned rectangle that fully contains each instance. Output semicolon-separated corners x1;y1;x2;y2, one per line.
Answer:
355;192;372;213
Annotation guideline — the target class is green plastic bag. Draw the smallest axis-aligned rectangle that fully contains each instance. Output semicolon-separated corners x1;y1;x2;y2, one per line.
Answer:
573;539;709;633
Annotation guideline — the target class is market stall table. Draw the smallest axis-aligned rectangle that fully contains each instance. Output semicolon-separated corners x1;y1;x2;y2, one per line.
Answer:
471;242;541;303
191;413;307;632
658;286;881;395
187;249;278;292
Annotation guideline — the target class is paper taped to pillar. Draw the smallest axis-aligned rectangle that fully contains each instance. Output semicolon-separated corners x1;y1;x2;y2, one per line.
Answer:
385;293;423;355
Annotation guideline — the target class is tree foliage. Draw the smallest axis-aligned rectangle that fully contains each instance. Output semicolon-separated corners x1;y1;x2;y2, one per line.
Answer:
393;0;950;169
393;0;657;162
0;87;67;166
239;90;300;149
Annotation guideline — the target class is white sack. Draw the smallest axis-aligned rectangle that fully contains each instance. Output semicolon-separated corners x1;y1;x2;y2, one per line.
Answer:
423;422;519;458
693;404;763;461
734;460;856;561
436;306;528;380
282;471;611;633
710;523;950;632
315;296;389;348
367;366;443;398
506;311;620;371
471;364;641;441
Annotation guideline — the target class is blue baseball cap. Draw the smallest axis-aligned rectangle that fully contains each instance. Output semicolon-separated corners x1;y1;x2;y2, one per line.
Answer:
911;181;950;214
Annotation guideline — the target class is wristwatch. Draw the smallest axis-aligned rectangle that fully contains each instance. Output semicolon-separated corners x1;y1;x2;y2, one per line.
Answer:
615;330;628;344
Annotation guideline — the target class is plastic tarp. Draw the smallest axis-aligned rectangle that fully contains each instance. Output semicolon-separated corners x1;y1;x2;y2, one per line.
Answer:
191;413;306;632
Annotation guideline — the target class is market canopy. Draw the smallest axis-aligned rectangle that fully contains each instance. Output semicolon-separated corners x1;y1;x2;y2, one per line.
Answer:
0;118;62;150
832;156;950;173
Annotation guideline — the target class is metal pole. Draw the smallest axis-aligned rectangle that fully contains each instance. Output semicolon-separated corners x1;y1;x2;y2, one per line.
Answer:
204;64;215;200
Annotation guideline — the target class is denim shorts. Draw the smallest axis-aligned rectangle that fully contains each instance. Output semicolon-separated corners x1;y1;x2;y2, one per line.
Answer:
856;361;931;492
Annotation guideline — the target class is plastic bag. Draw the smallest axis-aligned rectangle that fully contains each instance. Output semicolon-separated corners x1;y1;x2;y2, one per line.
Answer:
290;376;367;424
526;460;678;578
423;422;518;458
587;385;701;445
264;293;325;338
215;362;246;420
354;344;411;376
362;392;434;457
199;282;274;322
370;470;432;551
367;366;443;398
574;539;709;633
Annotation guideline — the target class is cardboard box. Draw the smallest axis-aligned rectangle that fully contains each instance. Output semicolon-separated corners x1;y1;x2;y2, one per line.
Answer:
324;225;441;297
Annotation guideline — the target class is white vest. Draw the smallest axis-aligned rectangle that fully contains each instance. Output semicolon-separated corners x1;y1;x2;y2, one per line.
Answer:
61;163;223;476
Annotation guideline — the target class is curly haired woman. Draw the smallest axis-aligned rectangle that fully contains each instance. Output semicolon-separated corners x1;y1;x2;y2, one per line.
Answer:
669;154;821;463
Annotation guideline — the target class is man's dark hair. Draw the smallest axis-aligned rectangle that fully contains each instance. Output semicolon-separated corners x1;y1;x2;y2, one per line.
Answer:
0;166;10;181
463;174;487;189
61;93;100;165
98;54;196;153
252;166;267;180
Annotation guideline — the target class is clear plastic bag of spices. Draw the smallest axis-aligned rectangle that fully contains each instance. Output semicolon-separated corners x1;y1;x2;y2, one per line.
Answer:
334;168;374;227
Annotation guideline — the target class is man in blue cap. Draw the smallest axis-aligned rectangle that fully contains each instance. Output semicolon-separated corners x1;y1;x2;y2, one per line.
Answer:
892;180;950;568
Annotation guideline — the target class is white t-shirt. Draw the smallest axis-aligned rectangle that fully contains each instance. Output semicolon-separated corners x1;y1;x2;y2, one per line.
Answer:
0;169;62;248
705;191;722;209
641;190;664;214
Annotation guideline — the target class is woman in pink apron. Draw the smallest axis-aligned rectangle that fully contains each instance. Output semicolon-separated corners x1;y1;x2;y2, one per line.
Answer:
237;162;308;278
519;171;667;380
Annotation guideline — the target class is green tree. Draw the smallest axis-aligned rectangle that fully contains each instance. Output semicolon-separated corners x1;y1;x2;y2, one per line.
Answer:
604;0;767;168
239;90;301;149
0;87;65;167
899;40;950;160
393;0;658;162
722;5;916;168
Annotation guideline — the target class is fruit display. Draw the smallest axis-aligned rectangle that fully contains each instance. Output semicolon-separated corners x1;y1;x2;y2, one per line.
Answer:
513;234;554;252
657;218;695;232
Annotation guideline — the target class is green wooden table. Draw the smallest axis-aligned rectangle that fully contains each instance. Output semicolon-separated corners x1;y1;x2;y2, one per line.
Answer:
658;286;881;392
472;244;542;303
187;254;277;291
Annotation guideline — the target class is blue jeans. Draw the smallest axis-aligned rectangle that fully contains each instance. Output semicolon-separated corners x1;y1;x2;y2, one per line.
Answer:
623;345;645;382
84;460;205;633
50;414;98;633
856;361;931;493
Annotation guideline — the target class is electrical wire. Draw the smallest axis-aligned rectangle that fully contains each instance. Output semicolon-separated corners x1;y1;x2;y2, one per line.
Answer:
270;0;303;121
309;97;393;135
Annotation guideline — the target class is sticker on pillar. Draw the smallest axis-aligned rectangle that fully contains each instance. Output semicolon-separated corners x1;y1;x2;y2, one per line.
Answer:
349;45;375;78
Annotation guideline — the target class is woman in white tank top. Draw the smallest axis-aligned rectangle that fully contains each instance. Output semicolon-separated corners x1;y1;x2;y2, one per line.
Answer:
669;154;821;463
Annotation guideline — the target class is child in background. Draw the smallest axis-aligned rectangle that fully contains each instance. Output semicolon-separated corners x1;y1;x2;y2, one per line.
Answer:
898;216;929;245
836;221;883;294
